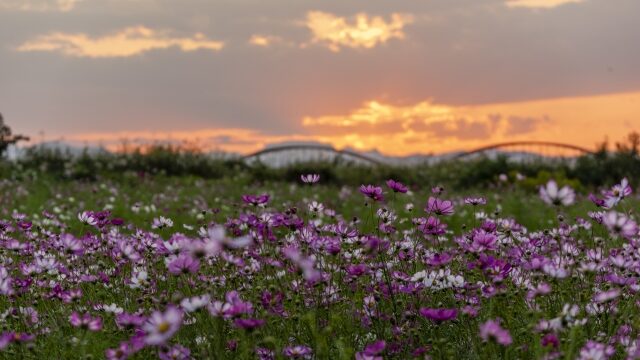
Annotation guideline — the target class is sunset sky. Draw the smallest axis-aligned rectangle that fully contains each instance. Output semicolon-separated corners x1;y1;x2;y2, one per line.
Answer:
0;0;639;155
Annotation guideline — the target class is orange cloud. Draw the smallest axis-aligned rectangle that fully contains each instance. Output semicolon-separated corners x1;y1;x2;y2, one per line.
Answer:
505;0;584;9
301;91;639;155
0;0;82;12
248;34;284;47
304;11;414;52
16;26;224;57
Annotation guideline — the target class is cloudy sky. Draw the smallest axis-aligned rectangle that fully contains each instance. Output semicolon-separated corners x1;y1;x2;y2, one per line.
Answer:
1;0;638;155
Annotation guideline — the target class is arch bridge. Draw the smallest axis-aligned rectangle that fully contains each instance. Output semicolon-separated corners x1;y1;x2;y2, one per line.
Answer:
456;141;595;160
243;144;382;167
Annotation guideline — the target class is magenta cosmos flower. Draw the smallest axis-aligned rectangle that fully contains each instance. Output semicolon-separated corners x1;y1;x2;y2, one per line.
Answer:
419;308;458;323
479;319;512;346
241;194;270;206
143;306;184;345
386;179;408;193
360;185;384;202
539;180;575;206
425;197;454;216
356;340;386;360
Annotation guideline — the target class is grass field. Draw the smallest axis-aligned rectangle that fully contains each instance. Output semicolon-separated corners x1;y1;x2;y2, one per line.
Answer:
0;173;638;359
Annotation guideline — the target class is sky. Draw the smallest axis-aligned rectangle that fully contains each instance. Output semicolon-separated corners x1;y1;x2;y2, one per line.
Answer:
0;0;639;156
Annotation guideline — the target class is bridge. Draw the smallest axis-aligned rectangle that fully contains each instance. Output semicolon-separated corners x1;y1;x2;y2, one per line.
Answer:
243;141;595;167
455;141;595;160
243;144;382;167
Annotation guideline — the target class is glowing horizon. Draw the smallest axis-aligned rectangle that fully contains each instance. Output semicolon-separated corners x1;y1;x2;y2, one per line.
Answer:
30;90;639;157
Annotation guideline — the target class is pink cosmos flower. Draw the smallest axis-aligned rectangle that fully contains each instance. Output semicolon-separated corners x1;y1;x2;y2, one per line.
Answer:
207;226;252;250
241;194;270;206
479;319;512;346
167;255;200;275
603;211;638;239
300;174;320;184
425;197;454;216
283;345;313;359
143;306;183;345
604;178;633;208
158;344;191;360
578;341;614;360
386;179;408;193
360;185;384;202
539;180;575;206
69;312;103;331
105;341;134;360
464;197;487;206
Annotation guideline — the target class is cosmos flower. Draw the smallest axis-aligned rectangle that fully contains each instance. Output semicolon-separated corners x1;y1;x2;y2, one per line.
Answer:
180;295;211;313
464;197;487;206
359;185;384;202
143;307;184;346
105;341;133;360
386;179;408;193
425;197;454;216
419;308;458;323
418;216;447;235
207;226;253;250
69;312;103;331
115;313;146;330
603;211;638;239
152;216;174;229
167;255;200;275
356;340;386;360
578;341;614;360
300;174;320;184
241;194;270;206
283;345;313;359
233;318;265;330
539;180;575;206
78;211;98;226
479;319;512;346
604;178;633;208
158;344;191;360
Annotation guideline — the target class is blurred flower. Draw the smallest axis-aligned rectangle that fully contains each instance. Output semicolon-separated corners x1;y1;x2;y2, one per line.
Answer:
283;345;313;359
300;174;320;184
69;312;103;331
479;319;512;346
360;185;384;202
143;307;183;345
386;179;408;193
539;180;575;206
419;308;458;323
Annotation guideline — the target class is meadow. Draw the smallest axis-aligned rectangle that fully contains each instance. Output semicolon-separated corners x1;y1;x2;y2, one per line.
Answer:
0;159;638;360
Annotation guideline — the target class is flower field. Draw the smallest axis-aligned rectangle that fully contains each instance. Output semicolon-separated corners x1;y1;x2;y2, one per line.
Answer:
0;174;639;359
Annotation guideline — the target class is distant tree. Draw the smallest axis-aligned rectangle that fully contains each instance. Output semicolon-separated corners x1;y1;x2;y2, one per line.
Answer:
616;131;640;156
0;113;30;157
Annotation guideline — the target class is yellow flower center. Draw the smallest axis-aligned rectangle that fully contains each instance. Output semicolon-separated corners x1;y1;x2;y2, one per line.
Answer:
157;321;171;334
